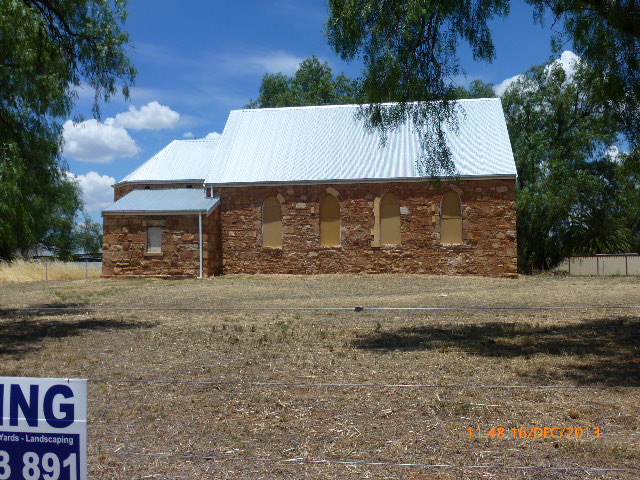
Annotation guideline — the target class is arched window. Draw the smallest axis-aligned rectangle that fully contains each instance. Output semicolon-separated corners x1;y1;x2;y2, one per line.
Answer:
320;195;340;246
380;192;401;245
441;191;463;245
262;196;282;247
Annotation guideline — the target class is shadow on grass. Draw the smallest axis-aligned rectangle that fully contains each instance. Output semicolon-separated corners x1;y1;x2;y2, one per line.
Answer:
353;316;640;386
0;303;154;357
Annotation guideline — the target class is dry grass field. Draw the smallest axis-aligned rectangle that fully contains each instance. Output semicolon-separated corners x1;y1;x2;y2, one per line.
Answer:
0;274;638;479
0;259;101;282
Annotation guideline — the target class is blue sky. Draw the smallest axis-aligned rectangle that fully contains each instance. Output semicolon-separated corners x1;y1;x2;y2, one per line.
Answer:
64;0;565;221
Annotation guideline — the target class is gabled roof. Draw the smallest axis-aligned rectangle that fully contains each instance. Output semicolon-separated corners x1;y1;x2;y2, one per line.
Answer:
204;98;516;185
117;139;220;185
102;188;220;215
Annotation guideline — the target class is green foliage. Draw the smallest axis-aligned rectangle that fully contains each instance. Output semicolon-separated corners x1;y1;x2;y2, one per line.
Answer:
73;214;103;255
326;0;640;174
502;60;637;271
327;0;509;174
616;149;640;253
246;56;361;108
39;175;84;260
454;80;497;99
527;0;640;143
0;0;135;259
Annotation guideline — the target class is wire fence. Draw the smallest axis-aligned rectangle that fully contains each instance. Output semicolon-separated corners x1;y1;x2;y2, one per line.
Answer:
4;303;640;312
90;450;640;474
3;301;639;476
0;260;102;282
87;377;640;390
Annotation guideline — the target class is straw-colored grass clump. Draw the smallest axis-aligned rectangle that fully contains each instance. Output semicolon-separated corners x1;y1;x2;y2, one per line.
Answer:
0;259;101;282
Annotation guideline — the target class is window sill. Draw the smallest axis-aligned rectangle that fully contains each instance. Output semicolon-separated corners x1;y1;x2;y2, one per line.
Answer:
372;244;402;250
144;252;164;257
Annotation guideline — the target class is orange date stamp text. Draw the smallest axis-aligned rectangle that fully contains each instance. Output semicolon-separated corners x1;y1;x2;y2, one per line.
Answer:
467;427;602;439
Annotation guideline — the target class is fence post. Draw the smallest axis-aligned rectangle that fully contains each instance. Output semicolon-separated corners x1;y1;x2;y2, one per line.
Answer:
45;259;48;281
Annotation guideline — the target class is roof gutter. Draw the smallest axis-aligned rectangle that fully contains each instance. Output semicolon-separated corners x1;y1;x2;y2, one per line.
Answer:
102;199;220;217
112;179;206;188
205;174;517;188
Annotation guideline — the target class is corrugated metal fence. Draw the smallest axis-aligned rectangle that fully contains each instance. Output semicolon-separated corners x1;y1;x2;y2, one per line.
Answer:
556;254;640;275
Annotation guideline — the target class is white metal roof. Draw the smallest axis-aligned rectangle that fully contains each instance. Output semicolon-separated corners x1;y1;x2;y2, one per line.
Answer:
102;188;220;215
204;98;516;185
118;139;220;185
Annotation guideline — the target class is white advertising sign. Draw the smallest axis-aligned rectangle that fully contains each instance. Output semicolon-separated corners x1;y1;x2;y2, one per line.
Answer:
0;377;87;480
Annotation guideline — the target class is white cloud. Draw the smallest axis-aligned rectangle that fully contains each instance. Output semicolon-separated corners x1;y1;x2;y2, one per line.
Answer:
68;171;116;212
552;50;580;78
607;145;622;163
205;131;222;140
63;119;140;163
494;74;524;96
224;50;303;75
112;101;180;130
183;131;195;138
495;51;582;97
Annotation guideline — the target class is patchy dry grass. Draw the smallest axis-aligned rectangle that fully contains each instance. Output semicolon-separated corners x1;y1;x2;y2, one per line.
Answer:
0;259;101;283
0;275;638;479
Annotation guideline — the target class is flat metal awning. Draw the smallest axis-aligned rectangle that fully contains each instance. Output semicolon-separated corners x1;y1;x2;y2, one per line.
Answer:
102;188;220;216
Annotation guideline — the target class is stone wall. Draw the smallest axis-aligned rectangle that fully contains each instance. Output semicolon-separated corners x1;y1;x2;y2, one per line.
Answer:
102;212;220;278
216;179;517;277
114;182;203;201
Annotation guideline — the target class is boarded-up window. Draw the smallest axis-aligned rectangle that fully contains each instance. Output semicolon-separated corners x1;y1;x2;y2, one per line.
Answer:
380;193;401;245
320;195;340;246
441;191;463;245
147;226;162;253
262;196;283;247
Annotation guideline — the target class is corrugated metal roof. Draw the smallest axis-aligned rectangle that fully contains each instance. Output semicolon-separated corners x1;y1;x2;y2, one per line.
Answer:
118;139;220;184
204;98;516;185
102;188;220;215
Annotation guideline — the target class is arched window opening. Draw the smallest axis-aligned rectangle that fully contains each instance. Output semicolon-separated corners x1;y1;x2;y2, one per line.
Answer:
262;196;283;247
380;193;401;245
320;195;340;246
441;191;463;245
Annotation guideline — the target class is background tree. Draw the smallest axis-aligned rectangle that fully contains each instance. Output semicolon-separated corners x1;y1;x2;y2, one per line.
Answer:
326;0;640;172
38;175;84;260
615;149;640;253
246;56;361;108
0;0;135;259
502;59;636;271
454;80;497;99
73;214;104;255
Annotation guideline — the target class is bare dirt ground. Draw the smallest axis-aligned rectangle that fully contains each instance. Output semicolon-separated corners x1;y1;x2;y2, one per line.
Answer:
0;274;638;479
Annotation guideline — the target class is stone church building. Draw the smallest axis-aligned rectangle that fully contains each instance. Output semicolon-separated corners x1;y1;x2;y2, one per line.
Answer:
102;98;517;278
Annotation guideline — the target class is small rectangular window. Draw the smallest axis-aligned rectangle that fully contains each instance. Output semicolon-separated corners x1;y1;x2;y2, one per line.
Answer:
147;226;162;253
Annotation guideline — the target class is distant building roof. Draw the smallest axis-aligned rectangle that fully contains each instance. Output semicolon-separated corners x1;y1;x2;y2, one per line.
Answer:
205;98;516;185
118;139;220;185
102;188;220;215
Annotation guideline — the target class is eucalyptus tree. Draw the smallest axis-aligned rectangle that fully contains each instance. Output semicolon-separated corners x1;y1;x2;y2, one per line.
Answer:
502;60;633;270
326;0;640;173
0;0;135;259
246;56;361;108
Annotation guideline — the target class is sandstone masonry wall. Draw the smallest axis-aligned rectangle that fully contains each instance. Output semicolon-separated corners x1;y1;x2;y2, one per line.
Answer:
216;179;517;277
102;212;220;278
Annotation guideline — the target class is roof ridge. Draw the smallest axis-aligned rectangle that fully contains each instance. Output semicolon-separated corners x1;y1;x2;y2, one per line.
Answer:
176;138;219;142
231;98;500;113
